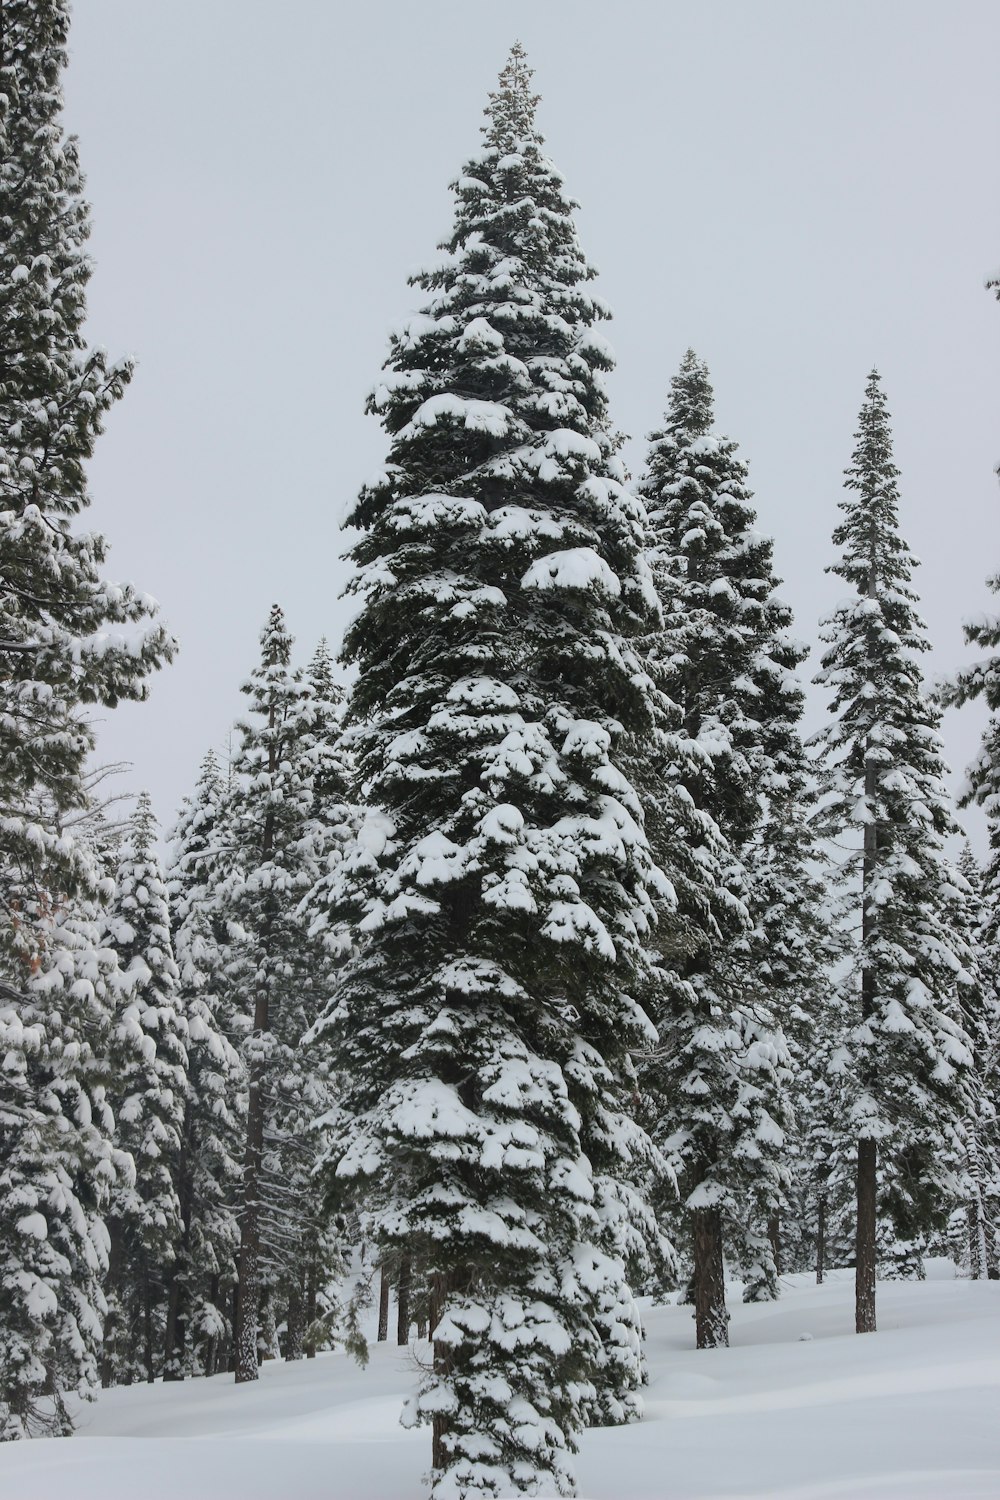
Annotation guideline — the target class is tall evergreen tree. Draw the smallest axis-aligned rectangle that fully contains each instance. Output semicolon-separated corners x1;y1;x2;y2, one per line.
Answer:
225;609;346;1378
937;267;1000;1279
948;848;1000;1279
314;45;665;1496
100;792;187;1386
164;751;245;1378
0;1;172;1435
634;351;798;1345
811;370;974;1332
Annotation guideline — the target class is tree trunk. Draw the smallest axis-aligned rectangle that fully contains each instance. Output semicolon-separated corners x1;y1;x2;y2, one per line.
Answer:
397;1254;412;1346
966;1135;989;1281
234;1070;265;1381
228;1284;239;1373
203;1274;221;1377
692;1208;729;1349
285;1272;305;1361
234;718;278;1384
816;1192;826;1285
767;1212;781;1279
142;1264;155;1383
101;1222;123;1389
304;1255;318;1358
856;716;878;1335
377;1265;390;1342
163;1123;194;1381
431;1271;450;1473
855;1137;877;1333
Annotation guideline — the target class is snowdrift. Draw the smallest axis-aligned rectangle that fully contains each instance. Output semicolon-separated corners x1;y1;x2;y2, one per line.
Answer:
3;1271;998;1500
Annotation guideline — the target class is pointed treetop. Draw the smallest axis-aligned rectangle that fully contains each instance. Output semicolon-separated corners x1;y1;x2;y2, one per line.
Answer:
666;348;714;437
484;41;541;151
197;747;222;792
830;369;916;601
127;789;157;862
307;637;342;703
258;603;292;668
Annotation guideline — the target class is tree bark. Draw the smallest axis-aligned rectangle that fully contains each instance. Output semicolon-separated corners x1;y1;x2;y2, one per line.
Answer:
692;1208;729;1348
856;703;878;1336
234;1062;266;1381
431;1271;450;1473
767;1212;782;1279
377;1265;390;1343
142;1263;155;1383
234;706;278;1384
285;1272;305;1361
227;1283;239;1373
966;1136;989;1281
816;1192;826;1285
304;1255;318;1358
101;1222;123;1388
397;1254;411;1346
203;1274;221;1376
855;1137;877;1333
163;1122;194;1381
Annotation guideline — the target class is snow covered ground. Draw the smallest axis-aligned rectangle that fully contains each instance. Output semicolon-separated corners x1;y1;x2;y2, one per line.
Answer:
4;1269;999;1500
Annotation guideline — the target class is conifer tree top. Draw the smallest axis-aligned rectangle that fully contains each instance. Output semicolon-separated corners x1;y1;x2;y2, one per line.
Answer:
830;369;918;603
663;348;714;438
484;42;541;152
257;604;292;671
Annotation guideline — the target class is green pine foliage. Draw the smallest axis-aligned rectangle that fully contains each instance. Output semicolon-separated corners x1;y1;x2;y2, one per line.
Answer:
314;45;666;1496
164;752;245;1377
100;793;187;1386
635;351;801;1341
225;609;350;1376
0;1;172;1435
811;371;975;1308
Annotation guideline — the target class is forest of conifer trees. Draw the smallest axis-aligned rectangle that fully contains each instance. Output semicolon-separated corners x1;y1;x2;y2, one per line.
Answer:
0;6;997;1498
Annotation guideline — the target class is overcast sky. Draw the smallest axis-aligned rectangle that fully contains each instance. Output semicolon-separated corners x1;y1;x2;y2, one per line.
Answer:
61;0;1000;851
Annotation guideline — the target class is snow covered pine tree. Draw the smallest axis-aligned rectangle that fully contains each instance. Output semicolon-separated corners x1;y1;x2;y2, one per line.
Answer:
0;0;173;1435
164;752;245;1378
812;370;974;1333
936;264;1000;1279
635;351;800;1345
314;45;665;1498
226;609;349;1379
100;793;187;1387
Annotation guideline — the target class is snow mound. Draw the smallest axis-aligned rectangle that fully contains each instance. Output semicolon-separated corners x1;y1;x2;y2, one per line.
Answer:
2;1275;998;1499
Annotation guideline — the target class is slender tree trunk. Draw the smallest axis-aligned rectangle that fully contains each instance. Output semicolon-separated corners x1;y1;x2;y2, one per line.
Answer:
397;1254;412;1346
285;1271;305;1361
228;1284;239;1373
966;1135;989;1280
816;1192;826;1285
203;1274;221;1376
692;1208;729;1349
855;1137;877;1333
234;1061;266;1381
163;1124;194;1381
767;1212;782;1279
431;1271;450;1473
142;1264;155;1383
304;1255;318;1358
377;1265;390;1342
234;719;278;1384
259;1289;277;1362
101;1222;123;1389
856;714;878;1335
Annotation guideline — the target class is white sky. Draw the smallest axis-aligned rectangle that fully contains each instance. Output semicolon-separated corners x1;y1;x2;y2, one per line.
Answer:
61;0;1000;850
